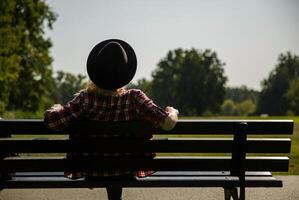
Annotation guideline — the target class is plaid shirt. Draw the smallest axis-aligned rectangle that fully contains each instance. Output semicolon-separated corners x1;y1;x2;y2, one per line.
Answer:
44;88;168;179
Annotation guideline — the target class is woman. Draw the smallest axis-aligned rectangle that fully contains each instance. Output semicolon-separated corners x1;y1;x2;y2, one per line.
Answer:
44;39;179;200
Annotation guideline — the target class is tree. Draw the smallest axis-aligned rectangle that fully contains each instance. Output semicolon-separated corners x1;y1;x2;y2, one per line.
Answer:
51;71;86;105
0;0;57;111
287;78;299;115
220;99;255;116
151;48;227;116
127;78;152;97
225;86;259;104
236;99;256;116
257;52;299;115
220;99;238;116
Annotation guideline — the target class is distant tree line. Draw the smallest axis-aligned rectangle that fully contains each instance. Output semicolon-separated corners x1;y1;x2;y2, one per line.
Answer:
131;51;299;116
1;0;299;118
220;86;258;116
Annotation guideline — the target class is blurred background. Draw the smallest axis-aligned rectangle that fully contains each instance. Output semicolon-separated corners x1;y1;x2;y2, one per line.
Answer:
1;0;299;118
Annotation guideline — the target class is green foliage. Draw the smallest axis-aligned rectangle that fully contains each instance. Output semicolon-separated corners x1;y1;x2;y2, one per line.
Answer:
2;109;44;119
51;71;86;104
236;99;256;116
225;85;259;103
257;52;299;115
150;48;227;116
128;78;152;97
222;85;258;116
221;99;238;116
287;78;299;115
0;101;5;115
0;0;57;111
220;99;256;116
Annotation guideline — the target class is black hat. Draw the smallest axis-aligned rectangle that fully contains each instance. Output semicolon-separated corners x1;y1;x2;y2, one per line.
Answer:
87;39;137;89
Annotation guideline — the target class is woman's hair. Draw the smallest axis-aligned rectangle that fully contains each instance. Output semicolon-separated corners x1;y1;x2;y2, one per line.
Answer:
84;80;125;96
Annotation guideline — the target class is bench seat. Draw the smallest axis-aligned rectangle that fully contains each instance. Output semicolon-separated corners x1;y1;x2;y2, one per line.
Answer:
2;171;282;189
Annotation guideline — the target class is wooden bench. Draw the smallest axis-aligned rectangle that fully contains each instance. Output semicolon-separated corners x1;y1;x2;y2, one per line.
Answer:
0;119;294;200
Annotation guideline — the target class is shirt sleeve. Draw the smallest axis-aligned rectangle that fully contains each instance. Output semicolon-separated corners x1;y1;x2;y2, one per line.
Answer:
44;92;84;131
133;90;168;127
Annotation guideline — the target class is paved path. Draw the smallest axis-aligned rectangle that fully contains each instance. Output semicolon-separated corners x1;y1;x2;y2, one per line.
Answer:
1;176;299;200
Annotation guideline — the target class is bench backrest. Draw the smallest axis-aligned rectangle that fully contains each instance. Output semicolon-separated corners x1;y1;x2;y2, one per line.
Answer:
0;119;294;175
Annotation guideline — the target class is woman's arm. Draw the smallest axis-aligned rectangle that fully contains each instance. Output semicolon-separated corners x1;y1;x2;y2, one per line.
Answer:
44;92;84;131
133;90;179;130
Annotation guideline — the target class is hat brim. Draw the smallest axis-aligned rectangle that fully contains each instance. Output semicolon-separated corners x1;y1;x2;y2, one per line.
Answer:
87;39;137;89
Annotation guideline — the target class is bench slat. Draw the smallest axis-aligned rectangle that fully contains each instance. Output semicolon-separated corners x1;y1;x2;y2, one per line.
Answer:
0;156;289;172
137;176;283;187
0;138;292;153
161;120;294;135
151;171;273;177
1;175;282;188
0;119;293;135
14;171;273;177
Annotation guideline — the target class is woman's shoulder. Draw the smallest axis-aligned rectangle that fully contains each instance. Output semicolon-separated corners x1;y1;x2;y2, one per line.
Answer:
125;89;152;103
78;87;146;99
75;89;88;97
126;88;141;93
125;88;146;96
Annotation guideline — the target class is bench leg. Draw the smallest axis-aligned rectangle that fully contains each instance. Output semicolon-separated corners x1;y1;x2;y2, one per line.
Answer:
239;185;245;200
224;187;238;200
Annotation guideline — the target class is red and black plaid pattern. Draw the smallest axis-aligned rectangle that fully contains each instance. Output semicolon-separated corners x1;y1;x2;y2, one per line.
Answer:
44;89;168;178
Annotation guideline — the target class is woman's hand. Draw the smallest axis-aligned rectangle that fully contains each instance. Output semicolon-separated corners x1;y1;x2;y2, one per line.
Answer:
161;106;179;131
51;104;63;110
165;106;179;115
46;104;63;112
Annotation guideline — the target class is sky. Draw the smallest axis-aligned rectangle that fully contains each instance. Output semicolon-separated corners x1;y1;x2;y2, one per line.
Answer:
46;0;299;90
